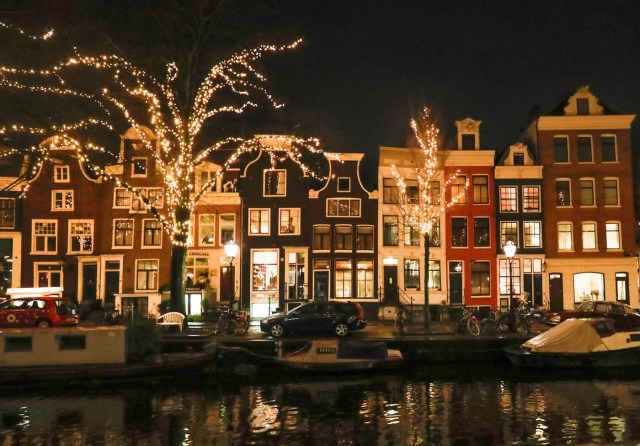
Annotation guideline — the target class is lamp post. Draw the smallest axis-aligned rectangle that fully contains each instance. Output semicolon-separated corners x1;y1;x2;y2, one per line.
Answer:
224;241;239;312
503;240;517;310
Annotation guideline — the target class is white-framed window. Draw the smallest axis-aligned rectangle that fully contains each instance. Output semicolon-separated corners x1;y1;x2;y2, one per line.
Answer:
601;135;617;162
279;208;301;235
200;170;218;193
131;188;164;212
334;225;353;251
383;178;399;204
313;225;331;251
51;190;74;211
451;175;467;204
252;250;278;291
556;179;571;207
558;222;573;251
604;178;620;206
472;175;489;204
35;263;63;287
523;221;542;248
499;186;517;212
499;258;521;295
579;178;595;207
68;220;94;254
113;187;131;208
335;259;353;298
54;165;70;183
0;198;15;229
581;222;597;251
577;135;593;163
553;136;569;163
404;220;420;246
136;259;159;291
470;261;491;296
249;209;270;235
327;198;361;217
220;214;236;244
357;259;374;298
142;219;163;247
404;259;420;289
606;222;621;250
113;218;134;248
263;169;286;196
522;186;540;212
199;214;215;245
356;225;374;251
32;220;57;254
337;177;351;192
131;157;148;177
500;221;518;247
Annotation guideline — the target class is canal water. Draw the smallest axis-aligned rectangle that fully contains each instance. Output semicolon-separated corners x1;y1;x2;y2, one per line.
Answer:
2;365;640;445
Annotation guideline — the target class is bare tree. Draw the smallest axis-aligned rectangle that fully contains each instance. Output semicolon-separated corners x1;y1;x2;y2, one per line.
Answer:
390;107;465;328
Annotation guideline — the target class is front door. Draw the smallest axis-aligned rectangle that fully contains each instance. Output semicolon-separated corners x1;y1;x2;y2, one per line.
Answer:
104;261;121;308
313;271;329;301
549;273;563;311
383;266;398;303
82;263;97;301
220;265;234;305
449;262;463;304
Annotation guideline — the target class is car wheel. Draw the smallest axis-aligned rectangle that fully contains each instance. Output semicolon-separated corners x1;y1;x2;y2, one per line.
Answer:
335;323;349;337
36;319;51;328
270;323;285;338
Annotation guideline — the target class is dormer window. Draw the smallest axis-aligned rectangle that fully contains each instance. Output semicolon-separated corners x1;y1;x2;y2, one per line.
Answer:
513;153;524;166
264;170;286;196
577;98;589;115
337;177;351;192
461;134;476;150
54;165;70;183
200;171;217;192
132;157;148;177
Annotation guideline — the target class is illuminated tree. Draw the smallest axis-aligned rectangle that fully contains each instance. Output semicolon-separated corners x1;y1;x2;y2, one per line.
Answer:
391;107;465;327
0;21;323;315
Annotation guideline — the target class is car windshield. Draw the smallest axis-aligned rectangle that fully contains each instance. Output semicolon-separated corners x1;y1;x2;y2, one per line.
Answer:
576;301;596;312
55;300;77;316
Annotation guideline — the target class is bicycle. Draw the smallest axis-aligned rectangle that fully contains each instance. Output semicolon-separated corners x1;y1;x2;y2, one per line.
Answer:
394;307;406;335
235;310;250;335
479;308;504;335
447;306;480;336
498;300;530;335
215;310;239;336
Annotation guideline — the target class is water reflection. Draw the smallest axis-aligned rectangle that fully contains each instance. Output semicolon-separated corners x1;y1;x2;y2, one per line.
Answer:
2;368;640;445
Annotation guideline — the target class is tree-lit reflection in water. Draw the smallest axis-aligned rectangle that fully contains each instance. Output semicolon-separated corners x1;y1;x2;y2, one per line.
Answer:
2;368;640;445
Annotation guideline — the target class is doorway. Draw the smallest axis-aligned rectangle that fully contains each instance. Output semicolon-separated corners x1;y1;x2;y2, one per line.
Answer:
82;263;97;301
448;261;463;304
549;273;563;311
104;260;121;307
313;271;329;301
383;265;398;303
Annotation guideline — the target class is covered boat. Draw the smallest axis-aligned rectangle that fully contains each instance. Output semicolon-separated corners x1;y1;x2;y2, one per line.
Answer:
504;318;640;368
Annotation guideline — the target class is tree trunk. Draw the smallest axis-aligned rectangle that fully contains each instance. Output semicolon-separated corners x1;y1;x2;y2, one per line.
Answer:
169;206;191;320
424;233;430;328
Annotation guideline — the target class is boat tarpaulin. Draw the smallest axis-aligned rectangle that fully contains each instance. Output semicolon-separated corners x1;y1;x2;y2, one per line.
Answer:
337;341;388;360
524;319;605;353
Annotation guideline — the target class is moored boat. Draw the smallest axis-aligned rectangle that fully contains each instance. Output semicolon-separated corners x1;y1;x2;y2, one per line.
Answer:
504;318;640;368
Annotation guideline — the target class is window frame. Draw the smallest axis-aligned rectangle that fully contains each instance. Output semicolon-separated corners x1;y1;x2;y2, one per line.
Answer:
0;198;16;229
68;219;94;254
131;157;148;178
249;208;270;236
404;259;420;289
263;169;287;197
500;221;518;248
606;221;621;250
278;208;301;236
326;198;361;217
473;217;491;248
558;222;574;252
522;186;541;212
198;214;216;246
51;190;74;211
601;135;618;163
356;259;374;298
555;179;572;207
581;221;598;251
335;259;353;298
383;215;399;246
356;225;374;251
472;175;489;204
219;213;236;245
313;225;331;251
383;178;399;204
32;220;58;255
334;224;353;251
337;177;351;193
113;187;131;209
53;165;70;183
470;261;491;297
141;219;163;248
113;218;134;248
577;135;593;163
603;178;620;206
499;186;518;213
553;136;569;163
523;221;542;248
451;175;467;204
451;217;468;248
135;259;159;291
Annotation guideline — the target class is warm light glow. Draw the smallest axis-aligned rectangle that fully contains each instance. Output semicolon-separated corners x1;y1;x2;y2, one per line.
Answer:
224;240;239;262
503;240;517;258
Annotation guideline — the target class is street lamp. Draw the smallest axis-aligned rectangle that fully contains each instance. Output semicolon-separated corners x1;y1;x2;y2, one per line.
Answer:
224;240;239;311
503;240;517;309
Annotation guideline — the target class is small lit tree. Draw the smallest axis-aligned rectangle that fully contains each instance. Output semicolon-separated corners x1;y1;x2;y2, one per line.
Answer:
391;107;465;327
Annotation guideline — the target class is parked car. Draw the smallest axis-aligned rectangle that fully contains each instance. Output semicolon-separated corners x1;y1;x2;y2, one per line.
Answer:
260;301;367;338
543;301;640;331
0;297;79;328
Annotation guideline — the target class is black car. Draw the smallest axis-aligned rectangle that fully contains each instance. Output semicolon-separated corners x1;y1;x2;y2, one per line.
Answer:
543;301;640;331
260;301;367;338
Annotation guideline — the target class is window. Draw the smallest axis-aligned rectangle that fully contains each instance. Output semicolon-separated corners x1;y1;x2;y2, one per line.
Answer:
113;219;134;247
601;136;617;162
577;136;593;162
405;179;419;204
499;186;517;212
334;225;353;251
383;178;399;204
582;222;597;250
522;186;540;212
616;272;629;303
69;220;93;254
461;134;475;150
58;335;86;350
606;222;621;250
356;225;374;250
199;214;215;245
556;180;571;206
499;258;521;295
335;259;352;298
114;188;131;208
513;153;524;165
404;259;420;289
146;188;164;208
357;260;374;298
383;216;399;246
472;176;489;204
337;177;351;192
186;256;210;288
574;272;604;303
52;190;73;211
252;250;278;290
249;209;270;235
429;219;441;247
554;137;569;163
142;220;163;247
136;259;158;291
54;165;70;183
474;217;490;247
579;179;595;206
451;176;467;204
523;222;542;248
471;261;490;296
264;170;286;196
279;208;301;235
220;214;235;244
200;170;217;192
500;221;518;247
577;98;589;115
429;181;440;205
313;225;331;250
404;221;420;246
451;217;467;247
0;198;15;228
428;260;441;290
5;337;32;352
33;220;57;254
131;157;148;177
604;179;619;206
558;223;573;251
327;198;361;217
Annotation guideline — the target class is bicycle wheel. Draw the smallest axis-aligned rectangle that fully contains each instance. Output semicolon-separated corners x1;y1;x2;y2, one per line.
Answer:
498;315;511;333
467;318;480;336
237;319;250;335
224;319;238;336
516;319;530;335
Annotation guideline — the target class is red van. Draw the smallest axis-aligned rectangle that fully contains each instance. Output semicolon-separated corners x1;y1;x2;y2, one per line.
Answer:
0;297;79;328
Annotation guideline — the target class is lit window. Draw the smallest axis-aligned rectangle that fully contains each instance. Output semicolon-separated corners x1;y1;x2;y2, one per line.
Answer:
136;259;158;291
69;220;93;254
264;170;286;196
252;250;278;291
249;209;270;235
499;186;517;212
472;176;489;204
0;198;15;228
522;186;540;212
556;180;571;206
279;208;301;235
404;259;420;289
428;260;441;290
357;260;374;298
142;220;163;247
471;261;490;296
606;222;621;250
580;179;595;206
451;176;467;204
52;190;74;211
334;225;353;250
335;259;352;298
523;222;542;248
582;222;597;250
383;216;398;246
499;259;521;295
500;221;518;247
114;188;131;208
199;214;215;245
558;223;573;251
383;178;399;204
113;219;134;247
405;179;419;204
404;220;420;246
313;225;331;250
327;198;360;217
